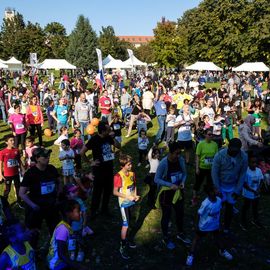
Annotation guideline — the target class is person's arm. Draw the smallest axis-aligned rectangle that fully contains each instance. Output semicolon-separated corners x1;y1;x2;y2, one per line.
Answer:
154;160;174;188
57;240;88;270
39;106;44;125
241;127;260;146
147;147;153;162
234;153;248;194
0;252;12;270
51;110;59;123
19;186;40;211
211;153;221;192
195;155;200;175
0;160;5;181
74;105;79;124
179;157;187;187
54;136;63;146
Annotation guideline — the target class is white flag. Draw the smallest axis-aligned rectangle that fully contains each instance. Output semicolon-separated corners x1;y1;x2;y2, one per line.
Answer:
127;49;134;66
96;48;105;85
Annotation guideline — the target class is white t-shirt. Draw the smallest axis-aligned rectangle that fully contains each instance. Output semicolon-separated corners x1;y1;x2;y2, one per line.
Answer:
198;197;222;231
166;114;176;127
242;167;263;199
59;149;75;170
54;135;68;151
176;114;192;141
200;107;215;122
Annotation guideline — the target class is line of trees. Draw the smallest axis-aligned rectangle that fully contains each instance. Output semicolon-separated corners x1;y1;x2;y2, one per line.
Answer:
0;13;133;69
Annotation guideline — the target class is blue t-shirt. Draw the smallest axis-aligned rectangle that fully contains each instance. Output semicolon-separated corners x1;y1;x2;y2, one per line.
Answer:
54;105;68;124
154;101;167;116
72;197;87;231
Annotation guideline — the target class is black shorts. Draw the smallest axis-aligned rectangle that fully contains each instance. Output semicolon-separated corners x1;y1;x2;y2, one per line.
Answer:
74;154;82;170
4;175;20;185
178;140;193;150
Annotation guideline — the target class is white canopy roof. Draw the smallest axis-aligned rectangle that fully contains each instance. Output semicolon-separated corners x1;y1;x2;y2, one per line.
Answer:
102;54;115;66
3;57;22;71
185;61;222;71
123;56;147;66
0;62;8;69
104;59;131;69
232;62;269;72
38;59;76;70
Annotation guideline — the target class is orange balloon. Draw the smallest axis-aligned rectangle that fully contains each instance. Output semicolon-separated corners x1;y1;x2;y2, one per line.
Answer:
86;124;95;135
91;117;99;126
44;128;52;137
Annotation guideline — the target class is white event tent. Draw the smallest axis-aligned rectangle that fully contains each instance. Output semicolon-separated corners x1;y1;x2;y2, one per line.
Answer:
0;61;8;69
104;59;131;69
185;61;222;71
232;62;269;72
4;57;22;71
123;56;147;67
102;54;115;66
38;59;76;69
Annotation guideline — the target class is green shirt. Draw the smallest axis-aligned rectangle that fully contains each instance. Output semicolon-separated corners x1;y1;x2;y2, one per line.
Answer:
196;140;218;169
252;113;261;127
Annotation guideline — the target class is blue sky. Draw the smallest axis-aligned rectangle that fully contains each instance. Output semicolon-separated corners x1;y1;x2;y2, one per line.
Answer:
0;0;201;35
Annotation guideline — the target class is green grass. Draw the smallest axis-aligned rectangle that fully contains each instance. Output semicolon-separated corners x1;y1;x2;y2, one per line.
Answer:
0;82;270;269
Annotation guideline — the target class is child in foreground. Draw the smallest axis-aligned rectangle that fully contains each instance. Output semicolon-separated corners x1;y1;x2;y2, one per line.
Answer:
47;199;89;270
186;185;233;266
113;154;140;260
0;219;36;269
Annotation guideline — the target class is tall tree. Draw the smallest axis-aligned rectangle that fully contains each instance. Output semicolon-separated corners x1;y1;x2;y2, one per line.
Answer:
98;26;130;60
151;18;183;68
44;22;68;59
134;43;155;64
65;15;98;69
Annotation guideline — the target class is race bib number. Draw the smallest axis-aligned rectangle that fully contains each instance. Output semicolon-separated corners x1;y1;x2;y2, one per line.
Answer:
113;124;120;130
102;143;114;162
68;238;76;251
161;103;166;109
224;105;230;112
104;100;110;105
81;106;87;111
204;157;213;165
255;118;260;123
170;171;182;185
16;123;24;129
41;181;56;195
235;100;240;107
185;125;191;130
61;110;67;115
32;111;38;117
7;159;18;168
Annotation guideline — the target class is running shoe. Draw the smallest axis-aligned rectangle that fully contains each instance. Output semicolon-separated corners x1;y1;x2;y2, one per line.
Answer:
177;233;191;245
219;249;233;260
251;220;264;229
128;240;137;249
186;254;194;266
120;243;130;260
162;238;176;250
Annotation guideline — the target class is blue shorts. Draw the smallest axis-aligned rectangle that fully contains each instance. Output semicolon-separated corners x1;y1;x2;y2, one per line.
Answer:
221;190;236;204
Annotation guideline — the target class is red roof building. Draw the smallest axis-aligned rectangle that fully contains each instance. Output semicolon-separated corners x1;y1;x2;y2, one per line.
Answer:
118;36;154;48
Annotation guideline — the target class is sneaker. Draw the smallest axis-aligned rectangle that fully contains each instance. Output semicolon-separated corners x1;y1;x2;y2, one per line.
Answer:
239;223;248;231
128;240;137;249
219;249;233;260
186;254;194;266
76;251;85;262
120;244;130;260
177;233;191;245
251;220;264;229
16;201;25;209
137;163;141;167
70;251;75;261
162;238;176;250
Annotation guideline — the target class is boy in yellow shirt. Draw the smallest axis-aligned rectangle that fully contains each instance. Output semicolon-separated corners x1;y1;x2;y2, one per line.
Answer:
113;154;140;260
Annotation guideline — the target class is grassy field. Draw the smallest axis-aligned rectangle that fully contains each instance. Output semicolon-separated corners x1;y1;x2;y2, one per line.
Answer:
0;82;270;269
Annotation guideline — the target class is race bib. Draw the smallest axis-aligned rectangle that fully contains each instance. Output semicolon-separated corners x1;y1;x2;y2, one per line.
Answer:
104;100;110;105
16;123;24;129
161;103;166;109
102;143;115;162
170;171;182;185
41;181;56;195
7;159;18;168
185;125;191;130
113;124;120;130
255;118;260;123
103;152;115;162
224;105;230;112
68;238;76;251
235;100;240;107
204;156;213;165
61;110;67;115
32;111;38;117
81;106;87;111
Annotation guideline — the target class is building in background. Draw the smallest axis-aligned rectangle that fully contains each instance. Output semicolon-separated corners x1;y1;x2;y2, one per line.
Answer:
5;8;15;20
118;36;154;48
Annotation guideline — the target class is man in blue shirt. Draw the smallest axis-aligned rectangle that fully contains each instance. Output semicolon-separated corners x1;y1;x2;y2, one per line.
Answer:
154;94;167;144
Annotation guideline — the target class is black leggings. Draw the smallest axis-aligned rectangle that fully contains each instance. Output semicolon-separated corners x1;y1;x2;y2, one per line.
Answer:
193;168;213;192
4;175;20;201
14;132;27;150
241;197;259;224
29;124;43;146
160;190;184;237
138;149;148;163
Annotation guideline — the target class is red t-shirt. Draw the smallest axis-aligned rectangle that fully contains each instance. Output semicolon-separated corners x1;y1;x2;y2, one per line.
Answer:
99;96;111;115
0;148;20;177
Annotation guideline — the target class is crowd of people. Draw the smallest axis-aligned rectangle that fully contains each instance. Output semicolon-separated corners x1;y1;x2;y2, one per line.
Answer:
0;68;269;269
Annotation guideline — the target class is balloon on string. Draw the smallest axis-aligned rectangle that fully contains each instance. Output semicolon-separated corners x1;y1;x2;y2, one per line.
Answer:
91;118;99;126
44;128;52;137
86;124;95;135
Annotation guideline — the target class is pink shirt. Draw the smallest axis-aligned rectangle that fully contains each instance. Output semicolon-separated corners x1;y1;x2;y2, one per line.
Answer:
70;137;84;154
8;113;27;134
25;145;38;166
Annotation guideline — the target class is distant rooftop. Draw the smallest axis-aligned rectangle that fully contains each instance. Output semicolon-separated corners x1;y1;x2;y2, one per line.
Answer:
118;36;154;47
